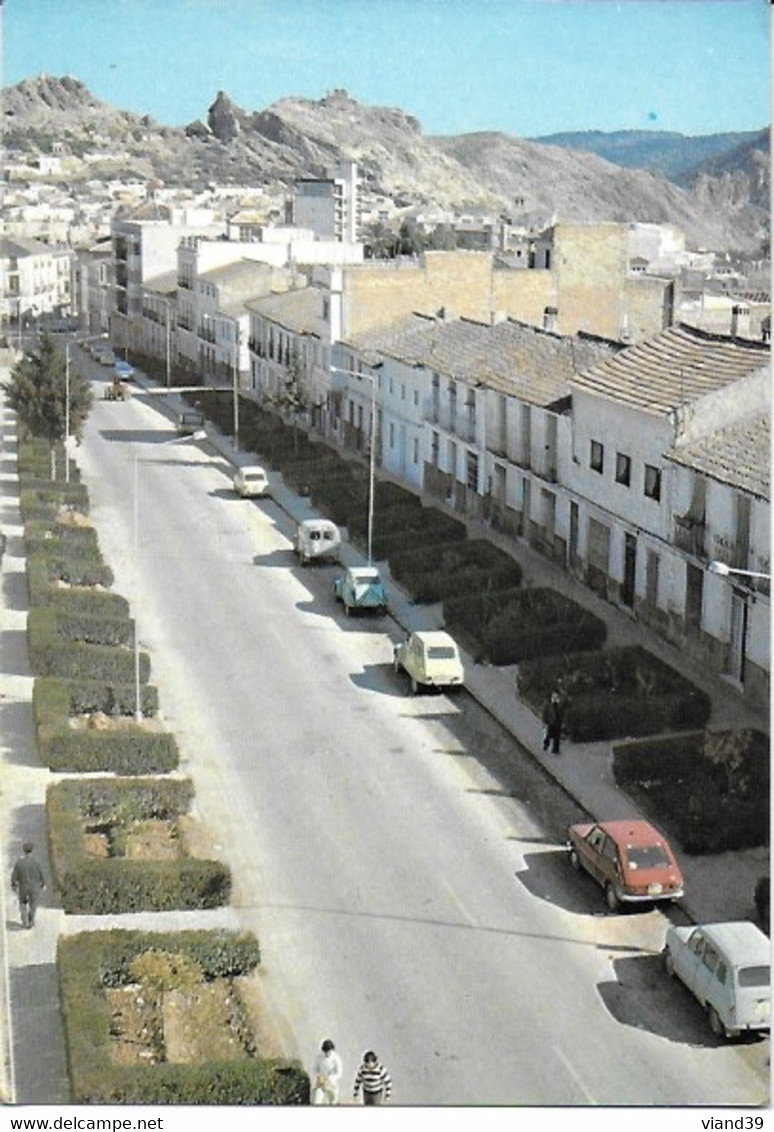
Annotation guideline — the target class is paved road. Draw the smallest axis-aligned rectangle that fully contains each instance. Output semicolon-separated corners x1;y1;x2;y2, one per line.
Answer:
74;386;769;1105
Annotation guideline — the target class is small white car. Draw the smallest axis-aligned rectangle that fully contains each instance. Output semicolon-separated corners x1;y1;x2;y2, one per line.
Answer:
293;519;341;565
233;465;269;498
663;921;770;1039
393;630;464;694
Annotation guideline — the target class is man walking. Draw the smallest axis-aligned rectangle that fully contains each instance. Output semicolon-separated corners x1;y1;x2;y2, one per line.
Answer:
11;842;45;929
353;1050;392;1105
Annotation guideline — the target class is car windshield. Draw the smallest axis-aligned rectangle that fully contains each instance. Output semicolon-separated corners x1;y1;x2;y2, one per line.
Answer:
244;472;263;481
738;965;770;987
427;646;456;659
625;844;670;870
355;572;380;583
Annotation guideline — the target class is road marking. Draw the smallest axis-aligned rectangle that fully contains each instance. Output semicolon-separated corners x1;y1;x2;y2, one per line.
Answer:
555;1046;597;1104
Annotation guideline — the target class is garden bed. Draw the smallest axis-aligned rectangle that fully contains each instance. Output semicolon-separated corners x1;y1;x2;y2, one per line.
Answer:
613;729;769;853
58;930;308;1104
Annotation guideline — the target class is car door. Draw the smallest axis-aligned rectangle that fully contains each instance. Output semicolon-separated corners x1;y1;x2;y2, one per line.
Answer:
691;940;721;1008
580;826;607;883
674;928;706;991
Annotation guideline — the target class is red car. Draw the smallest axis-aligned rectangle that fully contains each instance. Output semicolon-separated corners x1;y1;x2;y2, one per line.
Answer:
567;819;684;912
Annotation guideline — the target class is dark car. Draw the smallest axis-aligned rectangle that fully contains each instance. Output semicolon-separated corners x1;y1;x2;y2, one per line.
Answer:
567;819;684;912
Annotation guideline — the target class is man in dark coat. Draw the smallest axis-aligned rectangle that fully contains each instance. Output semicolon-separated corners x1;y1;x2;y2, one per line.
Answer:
11;842;46;928
542;690;565;755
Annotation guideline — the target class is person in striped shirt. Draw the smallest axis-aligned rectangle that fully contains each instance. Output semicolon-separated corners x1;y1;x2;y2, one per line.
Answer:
353;1050;392;1105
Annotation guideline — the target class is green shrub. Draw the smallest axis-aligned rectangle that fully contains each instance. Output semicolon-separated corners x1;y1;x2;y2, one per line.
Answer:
57;930;308;1104
517;646;712;740
27;608;149;683
42;729;179;775
47;776;232;911
481;590;607;665
613;729;769;853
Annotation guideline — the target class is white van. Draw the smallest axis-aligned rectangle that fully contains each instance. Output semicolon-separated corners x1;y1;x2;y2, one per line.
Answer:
663;920;770;1038
233;465;269;498
293;519;341;565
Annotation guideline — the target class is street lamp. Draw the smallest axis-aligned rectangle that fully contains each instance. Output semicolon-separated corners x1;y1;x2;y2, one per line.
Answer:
707;561;771;581
331;365;379;565
201;312;239;451
132;429;206;720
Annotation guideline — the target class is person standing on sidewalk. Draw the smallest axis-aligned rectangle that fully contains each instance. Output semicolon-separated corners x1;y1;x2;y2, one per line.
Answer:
312;1039;342;1104
10;842;46;929
542;689;565;755
353;1050;392;1105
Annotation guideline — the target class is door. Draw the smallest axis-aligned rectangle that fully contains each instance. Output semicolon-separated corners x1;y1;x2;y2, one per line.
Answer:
622;533;637;608
685;562;704;634
728;589;749;683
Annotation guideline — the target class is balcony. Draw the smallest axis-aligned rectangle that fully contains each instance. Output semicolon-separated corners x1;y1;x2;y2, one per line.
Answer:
673;515;707;558
711;533;750;572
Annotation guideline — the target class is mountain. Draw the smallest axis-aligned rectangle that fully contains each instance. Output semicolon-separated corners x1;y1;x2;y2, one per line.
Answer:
3;76;769;254
528;128;763;180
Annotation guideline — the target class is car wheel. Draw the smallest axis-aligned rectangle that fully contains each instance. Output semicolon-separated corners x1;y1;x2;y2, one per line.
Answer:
707;1006;726;1038
410;676;419;695
569;848;581;871
663;948;675;977
605;883;621;912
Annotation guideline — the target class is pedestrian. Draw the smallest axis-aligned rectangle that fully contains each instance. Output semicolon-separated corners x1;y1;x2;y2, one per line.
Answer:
542;689;565;755
312;1038;342;1104
353;1050;391;1105
10;842;46;929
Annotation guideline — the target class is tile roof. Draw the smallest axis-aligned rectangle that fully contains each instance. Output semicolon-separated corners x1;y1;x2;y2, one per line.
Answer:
247;286;328;338
665;412;770;500
342;315;618;408
571;323;770;416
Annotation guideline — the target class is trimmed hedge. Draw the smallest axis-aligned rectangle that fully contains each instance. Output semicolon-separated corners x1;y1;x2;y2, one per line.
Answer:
58;929;309;1104
42;728;179;775
613;729;769;853
47;777;231;914
27;608;149;683
34;675;159;724
517;646;712;741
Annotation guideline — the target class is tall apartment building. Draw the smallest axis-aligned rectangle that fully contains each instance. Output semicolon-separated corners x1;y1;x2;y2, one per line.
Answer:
291;161;360;243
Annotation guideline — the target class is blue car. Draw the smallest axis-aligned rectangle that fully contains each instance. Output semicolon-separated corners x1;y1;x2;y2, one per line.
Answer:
333;566;387;616
114;359;135;380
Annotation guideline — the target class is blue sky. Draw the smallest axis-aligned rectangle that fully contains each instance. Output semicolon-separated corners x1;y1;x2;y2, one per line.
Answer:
2;0;770;137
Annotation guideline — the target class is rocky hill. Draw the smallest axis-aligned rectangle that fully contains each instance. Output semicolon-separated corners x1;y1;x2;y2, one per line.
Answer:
3;75;769;254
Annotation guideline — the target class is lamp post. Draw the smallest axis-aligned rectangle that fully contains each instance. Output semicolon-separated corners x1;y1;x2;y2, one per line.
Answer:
331;365;378;564
132;429;207;721
202;312;239;451
707;561;770;582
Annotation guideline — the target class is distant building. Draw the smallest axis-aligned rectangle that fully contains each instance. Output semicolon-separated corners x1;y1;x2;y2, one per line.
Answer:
291;161;361;243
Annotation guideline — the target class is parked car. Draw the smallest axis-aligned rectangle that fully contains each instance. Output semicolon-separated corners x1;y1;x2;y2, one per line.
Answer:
176;408;206;436
393;630;464;694
103;378;129;401
567;819;684;912
96;349;117;367
233;465;269;498
114;359;135;380
88;338;109;359
293;519;341;565
334;565;387;616
663;921;770;1039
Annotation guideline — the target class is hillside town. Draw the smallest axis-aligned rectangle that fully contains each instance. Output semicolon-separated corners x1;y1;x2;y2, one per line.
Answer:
1;157;769;708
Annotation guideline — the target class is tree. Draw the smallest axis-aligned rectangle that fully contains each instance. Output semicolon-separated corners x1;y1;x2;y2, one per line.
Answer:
5;333;93;445
263;345;324;454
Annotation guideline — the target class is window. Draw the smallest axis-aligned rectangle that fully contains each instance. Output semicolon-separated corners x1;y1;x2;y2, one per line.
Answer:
590;440;604;473
615;452;631;486
413;437;419;464
431;431;439;468
644;464;662;501
389;422;395;448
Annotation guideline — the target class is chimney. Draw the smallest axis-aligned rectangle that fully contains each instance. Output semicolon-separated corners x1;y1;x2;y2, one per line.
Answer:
543;306;559;333
731;303;750;338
